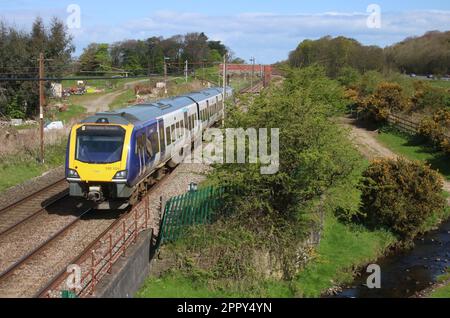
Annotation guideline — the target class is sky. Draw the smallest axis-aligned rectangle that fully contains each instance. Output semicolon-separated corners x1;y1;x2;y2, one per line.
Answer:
0;0;449;63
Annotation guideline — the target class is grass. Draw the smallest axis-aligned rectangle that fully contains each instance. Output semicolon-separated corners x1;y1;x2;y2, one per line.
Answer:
61;77;145;92
377;128;450;180
136;274;294;298
429;268;450;298
53;104;87;123
428;79;450;89
293;213;396;297
137;211;396;298
109;89;137;110
0;139;67;192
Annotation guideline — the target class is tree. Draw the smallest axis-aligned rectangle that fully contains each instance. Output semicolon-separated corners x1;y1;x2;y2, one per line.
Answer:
288;36;384;77
183;32;210;63
79;43;111;74
385;31;450;75
0;17;74;118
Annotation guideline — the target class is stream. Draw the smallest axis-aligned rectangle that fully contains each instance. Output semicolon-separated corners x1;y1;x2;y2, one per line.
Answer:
335;221;450;298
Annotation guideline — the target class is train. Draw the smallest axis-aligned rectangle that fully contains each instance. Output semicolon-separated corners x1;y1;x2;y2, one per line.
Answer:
65;86;233;209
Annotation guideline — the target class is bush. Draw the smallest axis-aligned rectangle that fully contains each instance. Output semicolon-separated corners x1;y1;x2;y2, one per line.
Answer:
418;109;450;154
358;82;409;122
360;158;445;240
412;81;450;111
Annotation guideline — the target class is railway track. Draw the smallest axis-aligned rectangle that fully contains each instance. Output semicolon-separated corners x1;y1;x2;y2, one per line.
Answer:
0;207;93;282
0;166;173;297
0;206;124;297
37;168;173;298
0;178;68;236
240;81;264;94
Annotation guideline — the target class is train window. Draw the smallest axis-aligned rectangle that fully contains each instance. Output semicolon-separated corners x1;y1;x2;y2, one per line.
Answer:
150;131;159;155
187;116;191;131
146;138;154;158
175;121;180;138
159;124;166;152
166;126;171;146
171;124;176;142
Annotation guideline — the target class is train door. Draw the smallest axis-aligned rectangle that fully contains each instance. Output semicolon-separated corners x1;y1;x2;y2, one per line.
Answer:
184;111;189;139
158;119;166;161
145;123;160;172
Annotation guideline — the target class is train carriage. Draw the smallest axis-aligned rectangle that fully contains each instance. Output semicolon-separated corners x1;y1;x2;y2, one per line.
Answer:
66;86;232;209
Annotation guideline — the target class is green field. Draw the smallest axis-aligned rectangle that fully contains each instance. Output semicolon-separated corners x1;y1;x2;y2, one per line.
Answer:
136;211;396;298
0;139;67;192
293;213;396;297
429;269;450;298
377;128;450;180
53;104;87;123
109;90;137;110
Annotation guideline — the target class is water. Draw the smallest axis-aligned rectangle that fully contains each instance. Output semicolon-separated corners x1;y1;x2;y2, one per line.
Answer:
336;221;450;298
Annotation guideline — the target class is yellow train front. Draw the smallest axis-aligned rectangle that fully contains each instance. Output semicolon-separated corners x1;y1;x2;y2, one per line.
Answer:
66;118;135;209
65;87;233;209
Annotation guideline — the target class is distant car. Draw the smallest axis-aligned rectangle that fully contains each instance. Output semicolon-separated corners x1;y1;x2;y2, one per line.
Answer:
410;73;417;78
427;74;434;79
44;121;64;132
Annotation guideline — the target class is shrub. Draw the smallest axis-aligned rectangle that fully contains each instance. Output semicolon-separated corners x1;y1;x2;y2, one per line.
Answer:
360;158;445;240
357;82;409;122
412;81;450;111
418;109;450;154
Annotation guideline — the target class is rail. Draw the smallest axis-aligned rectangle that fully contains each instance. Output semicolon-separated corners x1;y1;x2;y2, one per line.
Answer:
39;195;157;298
0;178;67;216
0;207;92;282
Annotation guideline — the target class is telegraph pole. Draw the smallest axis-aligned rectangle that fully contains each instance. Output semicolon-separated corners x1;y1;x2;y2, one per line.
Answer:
164;57;169;95
222;54;227;127
202;59;206;86
250;57;255;89
38;52;45;164
185;60;188;83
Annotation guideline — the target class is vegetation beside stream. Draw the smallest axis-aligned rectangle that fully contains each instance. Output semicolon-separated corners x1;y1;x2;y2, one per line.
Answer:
138;66;448;298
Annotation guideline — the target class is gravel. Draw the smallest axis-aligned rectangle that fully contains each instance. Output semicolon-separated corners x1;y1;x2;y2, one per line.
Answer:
0;157;212;297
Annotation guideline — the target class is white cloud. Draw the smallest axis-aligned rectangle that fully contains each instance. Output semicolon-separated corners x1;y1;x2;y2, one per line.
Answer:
1;8;449;63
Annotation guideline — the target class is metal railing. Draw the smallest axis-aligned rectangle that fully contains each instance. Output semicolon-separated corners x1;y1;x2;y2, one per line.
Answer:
39;196;156;298
159;186;226;245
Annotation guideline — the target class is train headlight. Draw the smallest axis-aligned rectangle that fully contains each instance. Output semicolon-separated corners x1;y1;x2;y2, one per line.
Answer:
68;169;80;178
113;170;128;180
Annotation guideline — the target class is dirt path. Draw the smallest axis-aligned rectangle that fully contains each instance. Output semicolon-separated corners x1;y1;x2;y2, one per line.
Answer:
82;90;125;113
340;116;450;193
83;79;149;113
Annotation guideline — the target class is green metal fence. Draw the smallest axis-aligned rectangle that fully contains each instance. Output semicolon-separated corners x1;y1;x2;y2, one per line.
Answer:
159;186;227;245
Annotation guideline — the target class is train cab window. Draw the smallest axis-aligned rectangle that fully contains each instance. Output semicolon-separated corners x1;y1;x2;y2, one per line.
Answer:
76;126;125;164
166;126;172;146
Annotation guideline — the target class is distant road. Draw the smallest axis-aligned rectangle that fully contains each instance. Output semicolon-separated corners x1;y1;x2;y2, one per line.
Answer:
406;75;450;81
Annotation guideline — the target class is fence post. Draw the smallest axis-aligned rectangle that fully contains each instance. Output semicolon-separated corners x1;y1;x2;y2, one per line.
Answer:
108;234;112;274
134;208;138;244
122;222;126;257
90;250;96;295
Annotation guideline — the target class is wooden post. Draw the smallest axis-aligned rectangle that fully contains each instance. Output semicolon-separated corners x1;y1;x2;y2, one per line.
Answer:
38;53;45;164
